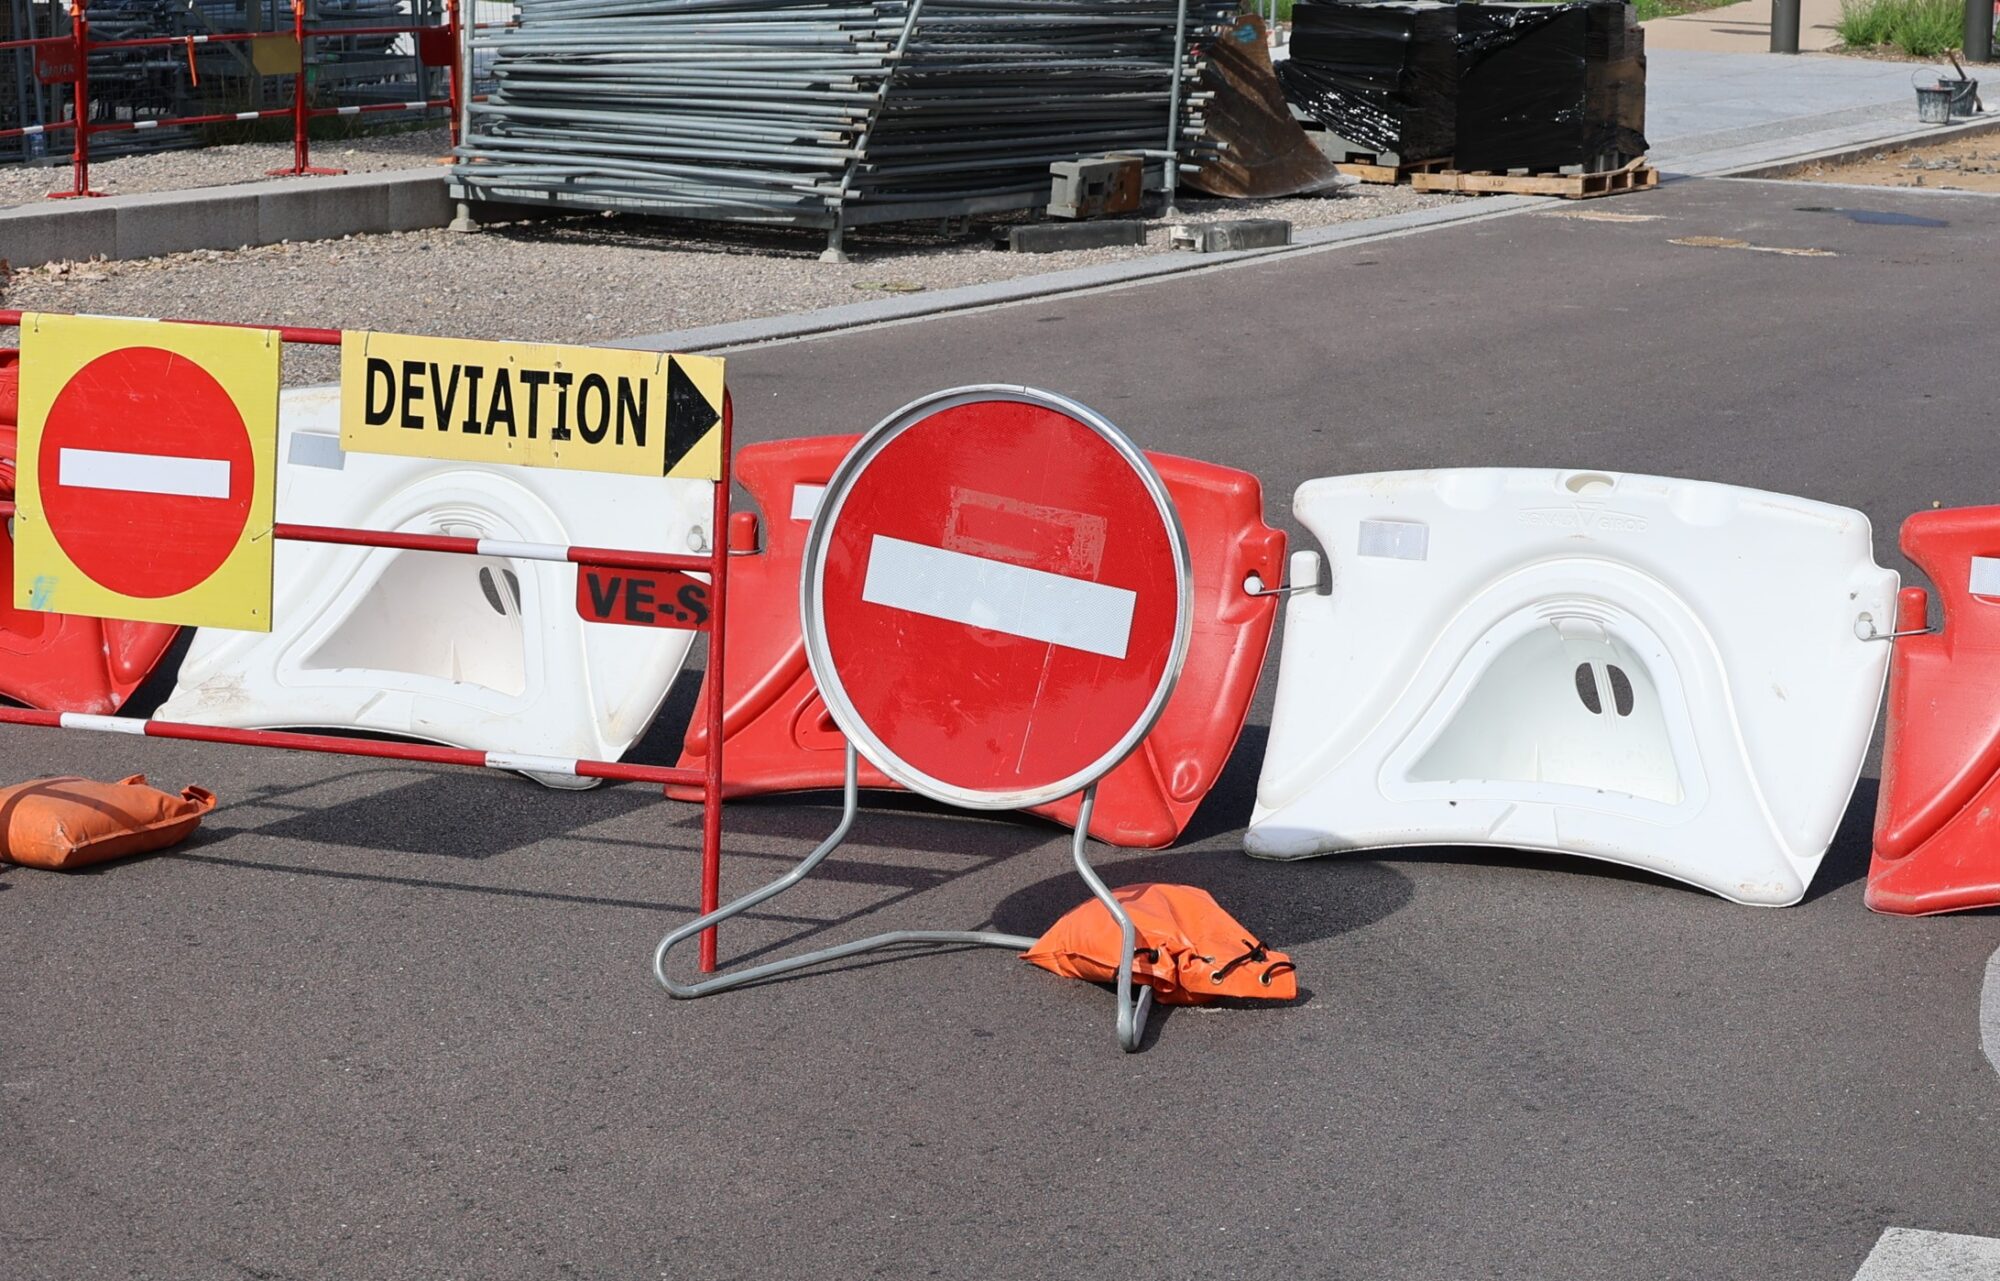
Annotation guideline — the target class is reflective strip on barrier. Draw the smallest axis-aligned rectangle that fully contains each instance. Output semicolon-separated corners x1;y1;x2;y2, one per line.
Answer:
59;712;147;735
486;752;580;777
477;537;571;563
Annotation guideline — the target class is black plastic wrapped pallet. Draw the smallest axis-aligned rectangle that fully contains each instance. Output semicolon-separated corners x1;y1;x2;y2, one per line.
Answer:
1277;1;1457;165
1456;1;1648;174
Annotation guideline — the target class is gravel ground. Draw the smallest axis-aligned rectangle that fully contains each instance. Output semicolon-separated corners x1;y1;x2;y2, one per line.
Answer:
1787;134;2000;194
0;183;1464;382
0;126;454;207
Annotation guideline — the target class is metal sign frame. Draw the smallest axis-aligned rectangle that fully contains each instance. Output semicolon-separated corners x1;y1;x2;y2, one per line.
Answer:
656;386;1196;1052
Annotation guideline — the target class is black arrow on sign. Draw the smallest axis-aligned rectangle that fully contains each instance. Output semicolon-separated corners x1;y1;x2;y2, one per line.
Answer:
663;356;722;476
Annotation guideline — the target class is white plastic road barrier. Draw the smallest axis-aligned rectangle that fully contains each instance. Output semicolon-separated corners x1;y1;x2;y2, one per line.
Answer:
158;384;711;789
1246;469;1898;906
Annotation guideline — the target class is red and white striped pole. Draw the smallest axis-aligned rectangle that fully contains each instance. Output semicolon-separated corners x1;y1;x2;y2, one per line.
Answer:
0;706;708;788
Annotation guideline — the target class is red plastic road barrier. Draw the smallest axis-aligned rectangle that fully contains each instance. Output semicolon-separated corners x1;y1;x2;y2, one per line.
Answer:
671;433;1285;847
0;311;734;969
0;349;180;713
1869;506;2000;915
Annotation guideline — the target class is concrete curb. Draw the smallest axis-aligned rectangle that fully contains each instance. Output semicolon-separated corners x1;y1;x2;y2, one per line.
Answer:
611;194;1546;355
0;169;450;269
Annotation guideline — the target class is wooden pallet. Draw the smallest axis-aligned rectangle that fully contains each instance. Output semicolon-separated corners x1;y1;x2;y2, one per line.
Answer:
1330;154;1454;185
1410;159;1658;200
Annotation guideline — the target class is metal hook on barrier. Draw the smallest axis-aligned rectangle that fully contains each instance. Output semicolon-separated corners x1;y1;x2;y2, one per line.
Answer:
1242;571;1319;598
652;743;1152;1052
1855;618;1937;643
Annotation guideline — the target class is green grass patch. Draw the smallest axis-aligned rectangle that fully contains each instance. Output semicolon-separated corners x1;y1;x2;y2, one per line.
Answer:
1631;0;1740;20
1835;0;1965;56
1252;0;1745;24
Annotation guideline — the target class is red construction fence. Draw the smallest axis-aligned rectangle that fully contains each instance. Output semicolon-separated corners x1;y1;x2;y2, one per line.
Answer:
0;0;488;198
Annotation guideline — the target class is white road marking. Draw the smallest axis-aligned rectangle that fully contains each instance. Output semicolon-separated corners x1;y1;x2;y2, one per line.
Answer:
1852;1227;2000;1279
59;448;230;499
861;534;1136;659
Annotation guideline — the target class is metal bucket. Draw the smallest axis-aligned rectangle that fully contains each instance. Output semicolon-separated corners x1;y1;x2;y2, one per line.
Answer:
1917;84;1955;124
1947;78;1980;118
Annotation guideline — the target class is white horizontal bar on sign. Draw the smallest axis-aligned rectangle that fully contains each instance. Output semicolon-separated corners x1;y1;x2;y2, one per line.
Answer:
861;535;1136;660
59;448;231;499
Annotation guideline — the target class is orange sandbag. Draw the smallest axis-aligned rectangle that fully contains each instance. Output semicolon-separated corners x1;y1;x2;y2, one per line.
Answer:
0;774;217;870
1022;882;1298;1006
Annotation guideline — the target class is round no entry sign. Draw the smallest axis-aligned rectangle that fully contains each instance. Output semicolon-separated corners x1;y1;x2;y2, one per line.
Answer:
39;346;256;598
13;312;281;632
802;386;1191;810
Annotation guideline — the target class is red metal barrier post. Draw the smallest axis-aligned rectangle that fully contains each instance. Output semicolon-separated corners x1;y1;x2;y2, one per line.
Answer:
47;2;99;199
270;0;342;177
0;309;732;971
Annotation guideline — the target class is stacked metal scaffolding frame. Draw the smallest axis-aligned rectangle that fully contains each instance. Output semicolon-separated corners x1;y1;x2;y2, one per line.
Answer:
452;0;1235;257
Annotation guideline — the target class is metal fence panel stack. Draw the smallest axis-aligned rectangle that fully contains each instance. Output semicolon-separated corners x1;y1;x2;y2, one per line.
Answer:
453;0;1230;253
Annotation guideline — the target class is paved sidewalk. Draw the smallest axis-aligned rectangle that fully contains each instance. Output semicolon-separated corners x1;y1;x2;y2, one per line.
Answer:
1644;0;1846;53
1646;49;1945;173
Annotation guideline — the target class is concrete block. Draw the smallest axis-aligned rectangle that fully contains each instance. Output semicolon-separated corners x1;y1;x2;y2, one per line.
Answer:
257;176;392;243
1169;219;1292;253
114;186;259;260
0;201;118;268
379;172;452;230
998;220;1147;253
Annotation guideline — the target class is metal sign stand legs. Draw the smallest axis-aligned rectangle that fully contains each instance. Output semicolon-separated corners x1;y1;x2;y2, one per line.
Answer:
652;743;1155;1052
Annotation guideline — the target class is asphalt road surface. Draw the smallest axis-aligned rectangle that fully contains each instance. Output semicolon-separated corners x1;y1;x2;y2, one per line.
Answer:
6;176;1999;1281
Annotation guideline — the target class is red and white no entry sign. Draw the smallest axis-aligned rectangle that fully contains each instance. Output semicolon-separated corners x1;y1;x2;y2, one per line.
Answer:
40;346;256;598
14;313;280;631
802;386;1192;810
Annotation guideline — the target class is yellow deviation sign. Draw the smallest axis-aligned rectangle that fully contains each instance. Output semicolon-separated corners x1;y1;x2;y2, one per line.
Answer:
13;313;281;632
338;331;726;480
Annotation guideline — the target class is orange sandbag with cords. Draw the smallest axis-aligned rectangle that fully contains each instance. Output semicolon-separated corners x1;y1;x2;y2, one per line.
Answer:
1022;883;1298;1005
0;775;218;870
